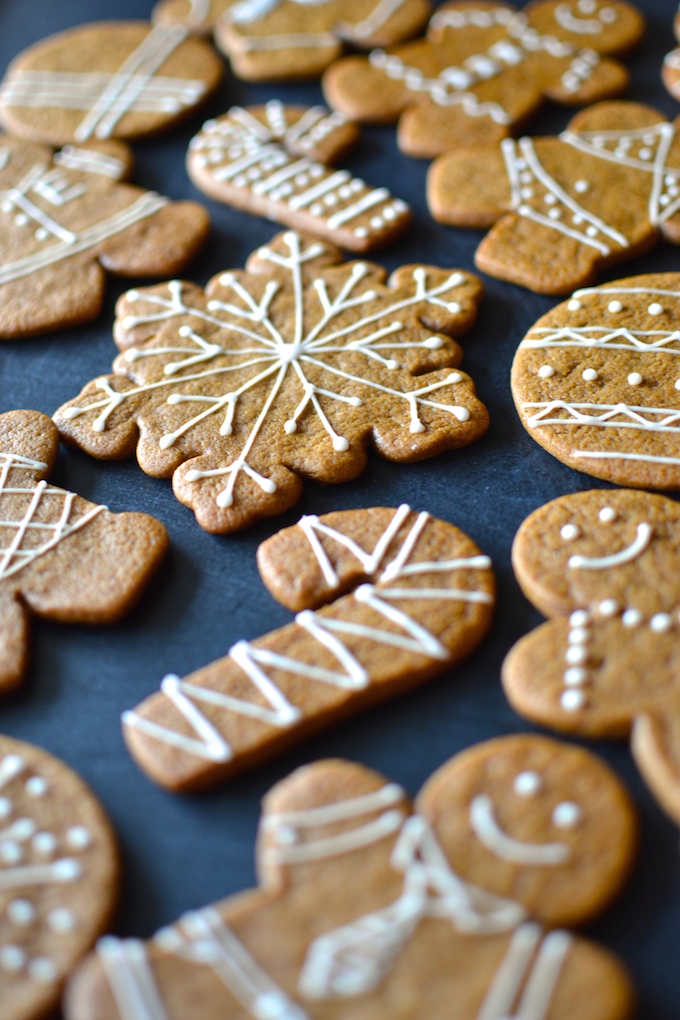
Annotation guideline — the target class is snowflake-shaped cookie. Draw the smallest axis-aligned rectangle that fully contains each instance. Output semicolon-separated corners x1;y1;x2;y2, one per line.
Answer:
187;102;411;251
0;135;209;338
323;0;645;159
54;231;488;534
429;102;680;294
152;0;432;81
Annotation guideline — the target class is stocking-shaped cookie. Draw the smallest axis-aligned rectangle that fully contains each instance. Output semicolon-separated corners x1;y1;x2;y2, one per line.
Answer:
0;135;209;338
54;231;488;534
429;101;680;294
64;735;637;1020
0;410;168;693
323;1;644;159
0;21;223;145
151;0;432;82
0;734;119;1020
187;102;411;251
122;504;495;791
662;6;680;103
504;488;680;827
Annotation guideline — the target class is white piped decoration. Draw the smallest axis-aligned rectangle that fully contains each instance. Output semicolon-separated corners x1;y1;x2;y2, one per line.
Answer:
622;608;642;628
608;300;623;313
598;599;619;617
552;802;582;828
648;303;664;316
561;689;586;711
538;364;555;378
598;506;616;522
582;368;598;381
568;299;582;311
560;524;580;540
627;373;642;386
513;771;542;797
650;613;672;633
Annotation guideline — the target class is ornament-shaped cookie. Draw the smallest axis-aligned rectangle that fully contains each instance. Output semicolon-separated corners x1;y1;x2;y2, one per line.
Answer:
0;734;119;1020
511;272;680;488
0;21;223;146
65;737;636;1020
323;1;644;159
0;410;168;693
504;489;680;827
0;135;209;339
54;231;488;534
123;504;495;791
152;0;432;82
187;102;411;252
428;101;680;294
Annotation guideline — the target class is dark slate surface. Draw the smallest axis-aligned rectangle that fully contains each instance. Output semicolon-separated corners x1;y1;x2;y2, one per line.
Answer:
1;0;679;1015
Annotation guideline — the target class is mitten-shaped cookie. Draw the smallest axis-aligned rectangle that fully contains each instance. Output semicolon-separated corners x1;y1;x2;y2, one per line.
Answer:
0;136;209;338
504;488;680;826
429;101;680;294
187;102;411;251
0;734;119;1020
152;0;432;82
324;1;644;159
54;231;488;534
65;736;637;1020
122;504;494;791
0;21;222;145
0;410;168;693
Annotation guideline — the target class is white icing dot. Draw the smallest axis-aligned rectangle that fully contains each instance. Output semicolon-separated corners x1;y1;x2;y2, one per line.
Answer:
622;608;642;628
2;755;23;777
283;419;297;434
538;364;555;378
0;199;13;212
608;300;623;313
28;958;58;983
648;303;664;316
638;148;653;161
598;506;616;522
513;771;543;797
521;186;534;199
586;226;598;237
353;227;368;238
47;908;76;933
32;832;57;856
568;299;582;312
447;302;462;314
275;824;297;845
544;193;557;205
561;690;586;711
548;208;562;220
7;900;36;926
552;802;582;828
560;523;580;540
564;667;587;686
35;227;48;241
675;380;680;391
627;372;642;386
570;610;590;627
25;776;48;798
0;798;11;819
574;179;590;193
520;171;533;184
565;645;587;665
0;945;26;971
650;613;672;633
424;337;443;349
323;193;338;206
569;628;588;644
598;599;619;617
14;213;28;226
66;826;92;851
582;368;598;381
1;841;23;864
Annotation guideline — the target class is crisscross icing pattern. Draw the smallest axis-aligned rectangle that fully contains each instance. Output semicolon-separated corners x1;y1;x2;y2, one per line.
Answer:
0;452;105;581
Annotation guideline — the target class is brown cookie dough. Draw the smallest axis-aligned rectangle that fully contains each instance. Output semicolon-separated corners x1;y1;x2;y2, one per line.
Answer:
54;231;488;534
122;504;495;792
152;0;432;82
64;738;636;1020
0;410;168;694
0;21;223;145
323;1;644;160
510;272;680;487
504;488;680;826
187;103;411;252
0;134;209;339
0;733;119;1020
428;102;680;294
662;6;680;103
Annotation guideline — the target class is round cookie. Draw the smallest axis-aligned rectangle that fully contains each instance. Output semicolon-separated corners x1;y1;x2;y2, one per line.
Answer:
65;740;636;1020
0;21;223;145
0;734;119;1020
511;272;680;487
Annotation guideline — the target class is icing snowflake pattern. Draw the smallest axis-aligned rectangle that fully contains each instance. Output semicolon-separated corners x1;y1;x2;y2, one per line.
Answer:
55;231;487;532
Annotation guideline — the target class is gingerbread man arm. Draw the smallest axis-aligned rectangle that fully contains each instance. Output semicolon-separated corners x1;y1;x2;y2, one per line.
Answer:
632;709;680;827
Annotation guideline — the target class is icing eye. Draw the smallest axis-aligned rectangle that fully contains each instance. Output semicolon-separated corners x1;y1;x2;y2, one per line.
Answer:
552;802;582;828
598;506;616;522
514;771;543;797
560;523;580;541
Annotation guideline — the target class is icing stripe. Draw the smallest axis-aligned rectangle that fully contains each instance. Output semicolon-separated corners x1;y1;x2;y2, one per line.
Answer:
476;923;543;1020
98;938;169;1020
572;450;680;466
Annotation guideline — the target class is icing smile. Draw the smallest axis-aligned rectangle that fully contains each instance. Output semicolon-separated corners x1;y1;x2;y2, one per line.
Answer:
469;796;570;865
568;522;652;569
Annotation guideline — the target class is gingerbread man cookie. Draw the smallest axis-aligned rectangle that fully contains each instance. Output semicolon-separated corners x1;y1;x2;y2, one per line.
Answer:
429;101;680;294
0;733;119;1020
323;1;644;159
511;273;680;488
152;0;432;82
65;737;637;1020
0;410;168;694
187;102;411;252
0;135;209;339
662;5;680;103
122;504;495;791
54;231;488;534
0;21;223;146
504;488;680;827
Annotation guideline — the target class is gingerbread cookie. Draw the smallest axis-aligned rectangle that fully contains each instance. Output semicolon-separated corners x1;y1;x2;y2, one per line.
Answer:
54;231;488;534
187;102;412;252
428;101;680;294
511;272;680;488
0;134;209;339
122;504;494;791
662;6;680;103
0;21;223;146
323;1;644;160
0;410;168;694
152;0;432;82
0;733;119;1020
65;737;636;1020
504;488;680;826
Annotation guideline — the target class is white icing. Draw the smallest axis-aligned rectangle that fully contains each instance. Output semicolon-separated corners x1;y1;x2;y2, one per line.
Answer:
524;401;680;436
477;924;572;1020
53;145;126;179
582;368;598;380
568;522;652;569
552;802;582;828
538;364;554;378
560;524;580;540
0;25;205;141
554;2;615;34
599;506;616;522
598;598;619;616
514;771;542;796
98;937;170;1020
469;796;570;865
